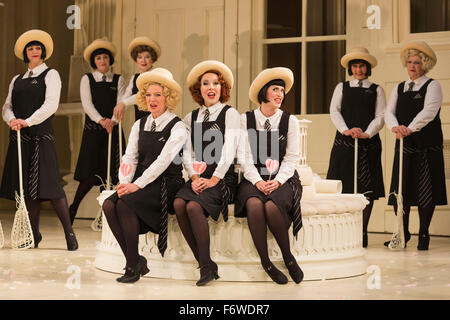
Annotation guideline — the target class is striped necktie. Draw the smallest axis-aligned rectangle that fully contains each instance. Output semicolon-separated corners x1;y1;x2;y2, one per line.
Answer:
203;109;210;122
150;120;156;132
29;70;33;78
102;75;107;82
358;80;363;87
264;119;271;131
408;82;415;91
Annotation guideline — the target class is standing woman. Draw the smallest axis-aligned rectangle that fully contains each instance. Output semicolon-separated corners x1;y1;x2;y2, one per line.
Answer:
326;47;386;248
113;36;161;122
384;41;446;250
0;29;78;250
235;67;303;284
174;60;240;286
69;38;126;223
102;68;186;283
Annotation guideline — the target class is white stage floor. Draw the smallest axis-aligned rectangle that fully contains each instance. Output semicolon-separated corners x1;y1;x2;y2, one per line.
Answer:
0;210;449;300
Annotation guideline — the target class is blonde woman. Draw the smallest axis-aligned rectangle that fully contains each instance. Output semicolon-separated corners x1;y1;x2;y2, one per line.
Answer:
384;41;446;250
102;68;186;283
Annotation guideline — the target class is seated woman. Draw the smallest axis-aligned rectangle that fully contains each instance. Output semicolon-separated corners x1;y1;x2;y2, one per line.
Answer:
113;36;162;122
174;60;240;286
70;38;126;223
102;68;186;283
235;67;303;284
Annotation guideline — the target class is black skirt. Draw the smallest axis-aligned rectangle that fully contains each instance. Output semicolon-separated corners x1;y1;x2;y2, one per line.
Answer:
106;176;184;234
234;179;294;228
175;180;229;221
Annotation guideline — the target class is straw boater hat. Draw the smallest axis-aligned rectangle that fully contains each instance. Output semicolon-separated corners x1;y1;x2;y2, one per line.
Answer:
128;36;161;60
83;37;117;63
248;67;294;105
136;68;182;108
186;60;234;89
340;47;377;69
14;29;54;61
400;40;437;67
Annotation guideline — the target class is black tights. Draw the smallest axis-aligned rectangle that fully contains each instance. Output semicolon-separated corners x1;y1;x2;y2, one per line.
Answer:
393;203;435;236
102;199;140;267
70;176;101;214
362;199;374;235
25;196;75;241
245;197;295;268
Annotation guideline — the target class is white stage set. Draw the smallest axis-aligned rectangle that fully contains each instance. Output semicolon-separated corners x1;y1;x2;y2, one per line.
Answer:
95;119;369;281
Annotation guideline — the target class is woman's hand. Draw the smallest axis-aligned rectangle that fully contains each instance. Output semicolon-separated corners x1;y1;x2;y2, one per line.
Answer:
255;180;268;194
113;102;126;122
99;118;115;134
343;127;363;139
392;125;412;139
10;119;28;131
191;176;220;194
117;183;140;197
264;180;281;194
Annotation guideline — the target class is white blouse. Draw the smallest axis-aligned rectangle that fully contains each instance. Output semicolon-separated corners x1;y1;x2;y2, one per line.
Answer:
80;70;126;123
119;74;138;107
329;78;386;138
237;108;301;185
384;75;443;132
119;109;187;188
2;63;61;127
182;102;241;179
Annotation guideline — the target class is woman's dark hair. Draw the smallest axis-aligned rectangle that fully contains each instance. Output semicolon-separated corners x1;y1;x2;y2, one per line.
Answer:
131;45;158;63
90;48;114;69
23;41;46;63
257;79;286;104
348;59;371;77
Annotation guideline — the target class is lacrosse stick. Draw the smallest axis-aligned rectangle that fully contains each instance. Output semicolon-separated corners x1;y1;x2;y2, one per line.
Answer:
354;138;358;194
388;137;405;250
11;130;34;249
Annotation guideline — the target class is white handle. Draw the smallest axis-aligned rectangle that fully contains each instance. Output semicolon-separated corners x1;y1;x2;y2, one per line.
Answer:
17;130;24;199
354;138;358;194
398;138;403;196
119;122;122;166
107;132;112;190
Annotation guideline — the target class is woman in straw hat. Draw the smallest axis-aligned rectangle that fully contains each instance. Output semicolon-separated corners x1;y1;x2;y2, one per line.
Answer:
174;60;240;286
69;38;126;223
102;68;186;283
0;29;78;250
113;36;162;122
235;67;303;284
326;47;386;248
384;41;446;250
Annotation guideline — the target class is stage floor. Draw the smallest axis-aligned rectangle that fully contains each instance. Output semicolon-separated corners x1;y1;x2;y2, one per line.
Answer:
0;210;449;300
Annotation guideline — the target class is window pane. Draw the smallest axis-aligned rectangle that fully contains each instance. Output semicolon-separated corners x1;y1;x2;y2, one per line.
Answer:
306;41;346;114
265;0;302;38
411;0;450;33
265;43;301;114
307;0;346;36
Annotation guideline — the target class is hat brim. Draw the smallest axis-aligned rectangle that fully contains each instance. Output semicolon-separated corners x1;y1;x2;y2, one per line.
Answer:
14;29;54;61
136;71;182;108
83;40;117;63
128;37;161;61
340;52;377;69
249;67;294;105
400;41;437;64
186;60;234;89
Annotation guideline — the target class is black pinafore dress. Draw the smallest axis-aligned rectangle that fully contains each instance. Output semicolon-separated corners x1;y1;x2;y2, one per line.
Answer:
0;68;65;201
131;73;149;121
388;79;447;207
234;111;303;235
74;73;126;186
107;115;184;234
175;105;238;222
326;82;385;199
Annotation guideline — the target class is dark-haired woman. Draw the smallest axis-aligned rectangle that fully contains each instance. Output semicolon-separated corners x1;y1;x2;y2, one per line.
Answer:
113;37;162;122
235;67;303;284
0;29;78;250
69;38;126;223
327;47;386;248
174;60;240;286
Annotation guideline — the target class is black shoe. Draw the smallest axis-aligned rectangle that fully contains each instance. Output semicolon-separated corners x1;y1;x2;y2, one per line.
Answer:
116;256;149;283
285;259;304;284
263;263;288;285
65;232;78;251
69;204;77;225
196;261;220;286
363;233;368;248
34;232;42;248
384;231;411;247
417;234;430;250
